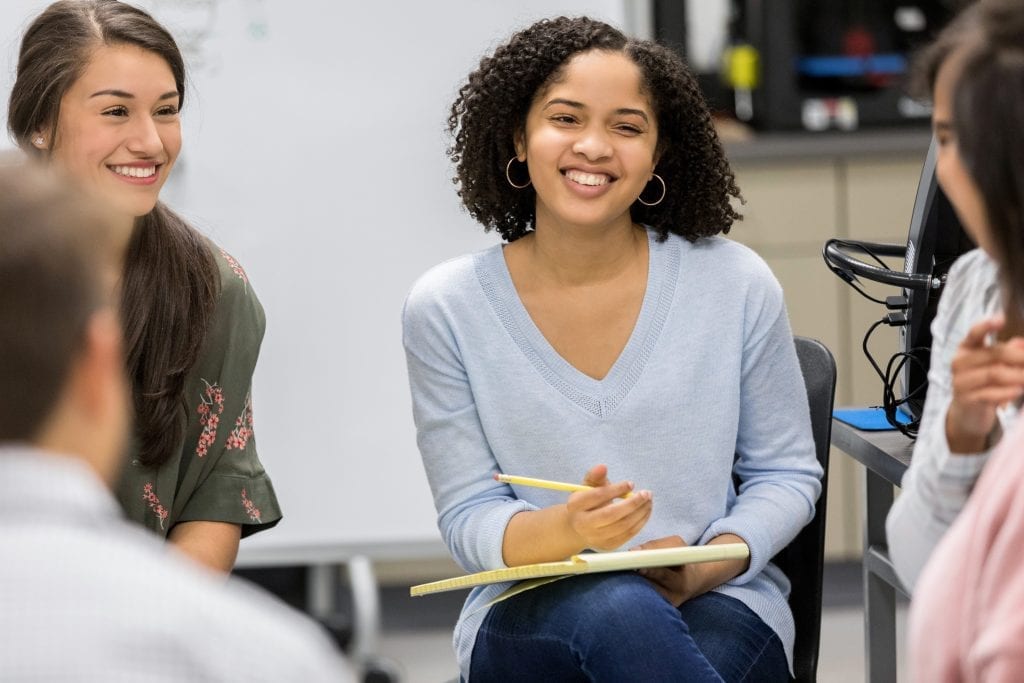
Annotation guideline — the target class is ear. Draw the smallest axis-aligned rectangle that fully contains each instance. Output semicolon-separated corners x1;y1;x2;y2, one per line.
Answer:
513;128;526;161
31;129;48;150
74;308;128;422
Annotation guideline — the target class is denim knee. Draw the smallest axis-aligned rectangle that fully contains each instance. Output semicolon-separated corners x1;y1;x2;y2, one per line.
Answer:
562;573;688;648
473;572;725;682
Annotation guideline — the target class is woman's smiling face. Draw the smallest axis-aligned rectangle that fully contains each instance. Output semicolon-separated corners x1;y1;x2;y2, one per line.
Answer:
46;43;182;222
516;49;659;233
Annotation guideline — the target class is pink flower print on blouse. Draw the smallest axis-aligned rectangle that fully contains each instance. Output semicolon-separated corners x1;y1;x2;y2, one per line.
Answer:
195;380;225;458
219;247;248;288
226;393;254;451
142;483;169;530
241;488;262;524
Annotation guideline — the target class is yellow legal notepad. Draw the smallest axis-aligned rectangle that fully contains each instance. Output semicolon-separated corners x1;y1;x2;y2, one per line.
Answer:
410;543;749;597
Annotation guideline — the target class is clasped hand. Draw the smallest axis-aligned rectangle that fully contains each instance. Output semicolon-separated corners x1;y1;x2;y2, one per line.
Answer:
633;535;697;606
634;534;750;607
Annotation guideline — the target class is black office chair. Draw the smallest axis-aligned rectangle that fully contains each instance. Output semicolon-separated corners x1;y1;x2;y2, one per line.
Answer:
772;336;836;683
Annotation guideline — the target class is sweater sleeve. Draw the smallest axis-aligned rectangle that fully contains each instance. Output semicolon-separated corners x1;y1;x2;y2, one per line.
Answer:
973;576;1024;681
886;251;993;593
700;266;822;584
402;270;536;573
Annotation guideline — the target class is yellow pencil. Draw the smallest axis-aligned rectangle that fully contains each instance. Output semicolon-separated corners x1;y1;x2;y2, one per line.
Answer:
494;473;633;498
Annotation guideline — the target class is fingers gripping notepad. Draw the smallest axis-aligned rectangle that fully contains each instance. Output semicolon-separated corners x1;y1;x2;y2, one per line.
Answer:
409;543;750;596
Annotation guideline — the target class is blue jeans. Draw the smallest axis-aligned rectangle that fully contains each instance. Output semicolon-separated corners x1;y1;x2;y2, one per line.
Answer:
469;572;788;682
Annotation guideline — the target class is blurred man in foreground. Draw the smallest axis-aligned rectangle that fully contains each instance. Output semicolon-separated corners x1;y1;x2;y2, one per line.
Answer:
0;158;353;681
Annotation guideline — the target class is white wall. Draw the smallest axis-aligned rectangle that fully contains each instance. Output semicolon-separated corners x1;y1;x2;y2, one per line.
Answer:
0;0;644;558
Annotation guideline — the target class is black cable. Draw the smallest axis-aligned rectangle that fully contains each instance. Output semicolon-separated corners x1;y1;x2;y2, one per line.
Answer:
847;281;888;306
822;237;939;439
822;258;888;304
861;315;925;438
834;239;891;269
883;351;928;438
822;238;939;291
822;239;896;305
862;318;890;383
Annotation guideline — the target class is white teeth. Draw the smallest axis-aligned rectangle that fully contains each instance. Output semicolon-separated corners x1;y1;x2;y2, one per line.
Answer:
565;169;610;186
111;165;156;178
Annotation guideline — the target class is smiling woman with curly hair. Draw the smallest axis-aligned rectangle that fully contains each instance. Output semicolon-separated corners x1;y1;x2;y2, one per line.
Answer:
403;16;821;682
448;17;742;244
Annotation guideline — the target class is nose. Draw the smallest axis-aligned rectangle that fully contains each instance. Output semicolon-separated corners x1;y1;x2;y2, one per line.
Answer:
125;115;164;157
572;125;612;161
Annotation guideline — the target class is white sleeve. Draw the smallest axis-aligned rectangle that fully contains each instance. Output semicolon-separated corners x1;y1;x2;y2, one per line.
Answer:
886;251;994;593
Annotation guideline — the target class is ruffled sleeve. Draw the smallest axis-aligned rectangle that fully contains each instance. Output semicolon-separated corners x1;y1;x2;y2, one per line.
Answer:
170;245;282;537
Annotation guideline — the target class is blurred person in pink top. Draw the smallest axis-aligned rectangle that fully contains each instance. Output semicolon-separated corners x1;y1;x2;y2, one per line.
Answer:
908;0;1024;680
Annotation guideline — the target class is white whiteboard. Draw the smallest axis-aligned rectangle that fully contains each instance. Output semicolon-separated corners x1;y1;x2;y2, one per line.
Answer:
1;0;644;561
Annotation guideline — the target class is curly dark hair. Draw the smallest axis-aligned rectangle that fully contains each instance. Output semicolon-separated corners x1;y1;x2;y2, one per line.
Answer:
447;16;741;243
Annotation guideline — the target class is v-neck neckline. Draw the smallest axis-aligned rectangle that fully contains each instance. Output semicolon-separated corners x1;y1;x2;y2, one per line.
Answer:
476;228;680;418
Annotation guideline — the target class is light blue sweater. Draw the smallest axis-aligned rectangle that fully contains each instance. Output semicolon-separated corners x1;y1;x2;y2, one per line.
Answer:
402;229;822;678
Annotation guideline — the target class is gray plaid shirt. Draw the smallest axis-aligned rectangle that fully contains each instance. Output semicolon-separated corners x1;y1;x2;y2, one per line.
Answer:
0;446;354;682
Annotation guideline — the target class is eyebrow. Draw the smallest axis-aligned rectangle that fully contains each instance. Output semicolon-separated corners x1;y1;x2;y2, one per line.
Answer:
89;89;179;101
543;98;650;123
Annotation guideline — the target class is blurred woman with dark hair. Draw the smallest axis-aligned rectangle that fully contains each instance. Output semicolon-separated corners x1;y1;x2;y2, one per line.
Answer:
886;0;1024;595
899;0;1024;679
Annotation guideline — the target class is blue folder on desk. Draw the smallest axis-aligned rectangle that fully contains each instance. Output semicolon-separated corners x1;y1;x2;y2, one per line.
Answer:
833;407;912;431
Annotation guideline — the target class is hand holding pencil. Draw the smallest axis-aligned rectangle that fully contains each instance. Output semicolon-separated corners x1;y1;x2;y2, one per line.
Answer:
497;464;653;553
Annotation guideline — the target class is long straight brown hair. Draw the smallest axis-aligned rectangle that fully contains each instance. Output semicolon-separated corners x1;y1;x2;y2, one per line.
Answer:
952;2;1024;335
7;0;220;468
917;0;1024;336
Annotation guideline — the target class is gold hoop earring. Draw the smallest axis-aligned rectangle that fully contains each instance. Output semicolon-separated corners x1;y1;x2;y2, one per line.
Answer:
637;173;666;207
505;157;531;189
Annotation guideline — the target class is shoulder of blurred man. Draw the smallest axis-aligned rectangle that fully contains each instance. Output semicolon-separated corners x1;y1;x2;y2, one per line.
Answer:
0;445;354;682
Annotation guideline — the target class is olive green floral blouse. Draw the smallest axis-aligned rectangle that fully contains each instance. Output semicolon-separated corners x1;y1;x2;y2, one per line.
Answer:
116;244;282;538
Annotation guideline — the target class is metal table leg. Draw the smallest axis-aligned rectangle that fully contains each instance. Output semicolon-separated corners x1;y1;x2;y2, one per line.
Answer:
863;468;897;682
346;555;381;666
307;563;338;618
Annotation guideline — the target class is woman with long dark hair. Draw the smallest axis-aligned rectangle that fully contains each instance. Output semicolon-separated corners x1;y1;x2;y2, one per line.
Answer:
902;0;1024;678
8;0;281;571
886;0;1024;594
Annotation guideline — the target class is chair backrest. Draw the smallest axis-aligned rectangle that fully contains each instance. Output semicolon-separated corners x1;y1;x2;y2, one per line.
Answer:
773;336;836;683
